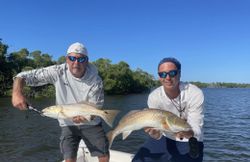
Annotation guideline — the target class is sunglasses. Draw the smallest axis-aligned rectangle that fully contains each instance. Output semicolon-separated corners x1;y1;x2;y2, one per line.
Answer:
158;70;179;78
67;56;88;63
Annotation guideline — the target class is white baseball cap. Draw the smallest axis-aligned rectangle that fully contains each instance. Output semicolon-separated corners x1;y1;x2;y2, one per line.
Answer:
67;42;88;56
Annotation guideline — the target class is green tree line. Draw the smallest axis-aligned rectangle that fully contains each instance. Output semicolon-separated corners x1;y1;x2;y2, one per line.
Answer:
1;39;249;97
189;81;250;88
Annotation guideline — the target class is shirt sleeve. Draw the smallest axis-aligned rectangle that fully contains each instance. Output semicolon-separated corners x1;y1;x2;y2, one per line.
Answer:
186;88;204;140
147;87;162;109
147;93;158;108
14;65;60;86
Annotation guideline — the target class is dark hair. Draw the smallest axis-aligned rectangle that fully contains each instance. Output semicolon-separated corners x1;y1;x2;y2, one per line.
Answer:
158;57;181;70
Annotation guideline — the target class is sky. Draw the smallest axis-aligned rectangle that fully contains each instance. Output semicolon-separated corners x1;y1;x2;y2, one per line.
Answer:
1;0;250;83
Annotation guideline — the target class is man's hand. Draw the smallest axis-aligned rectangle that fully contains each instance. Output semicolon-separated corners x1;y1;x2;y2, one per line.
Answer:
175;130;194;140
12;77;27;110
144;127;162;140
12;92;28;110
72;116;88;123
72;115;96;123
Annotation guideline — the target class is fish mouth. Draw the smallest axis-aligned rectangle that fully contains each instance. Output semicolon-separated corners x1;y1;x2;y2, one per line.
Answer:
41;109;47;114
41;110;51;116
40;112;46;117
41;111;47;116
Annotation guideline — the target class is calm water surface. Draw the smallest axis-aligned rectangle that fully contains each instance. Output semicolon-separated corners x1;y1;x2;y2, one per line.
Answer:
0;88;250;162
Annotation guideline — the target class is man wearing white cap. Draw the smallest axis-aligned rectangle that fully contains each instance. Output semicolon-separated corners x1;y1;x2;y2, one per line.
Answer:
12;42;110;162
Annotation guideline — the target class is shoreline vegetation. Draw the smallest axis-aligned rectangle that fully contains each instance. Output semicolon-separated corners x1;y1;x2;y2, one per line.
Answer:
1;39;250;98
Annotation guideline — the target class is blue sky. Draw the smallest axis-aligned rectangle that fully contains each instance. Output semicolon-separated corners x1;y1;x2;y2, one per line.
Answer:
1;0;250;83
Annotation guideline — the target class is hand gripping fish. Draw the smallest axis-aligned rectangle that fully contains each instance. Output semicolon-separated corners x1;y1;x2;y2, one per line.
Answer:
41;101;120;127
107;109;192;148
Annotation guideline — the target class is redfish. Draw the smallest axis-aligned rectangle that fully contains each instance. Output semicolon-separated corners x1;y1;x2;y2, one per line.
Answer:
42;102;120;127
107;109;191;148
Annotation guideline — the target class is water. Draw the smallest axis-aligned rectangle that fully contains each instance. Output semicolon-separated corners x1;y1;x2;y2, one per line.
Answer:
202;88;250;161
0;88;250;162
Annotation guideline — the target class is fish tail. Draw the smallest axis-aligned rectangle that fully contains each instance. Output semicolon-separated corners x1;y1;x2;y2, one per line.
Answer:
102;110;120;127
107;130;115;149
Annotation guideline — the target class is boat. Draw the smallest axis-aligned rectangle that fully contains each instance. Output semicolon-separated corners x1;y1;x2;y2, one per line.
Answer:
63;140;134;162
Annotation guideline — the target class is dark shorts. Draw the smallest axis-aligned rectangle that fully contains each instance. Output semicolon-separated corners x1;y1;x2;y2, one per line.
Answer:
60;124;109;160
132;137;204;162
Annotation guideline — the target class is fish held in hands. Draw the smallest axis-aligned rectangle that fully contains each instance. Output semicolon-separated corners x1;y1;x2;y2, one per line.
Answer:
42;102;120;127
107;109;192;148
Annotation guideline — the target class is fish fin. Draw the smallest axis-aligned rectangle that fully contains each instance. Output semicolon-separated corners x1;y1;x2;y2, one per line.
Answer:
126;110;141;115
161;121;176;138
122;131;132;140
162;121;170;130
102;110;120;127
107;130;115;149
125;109;149;116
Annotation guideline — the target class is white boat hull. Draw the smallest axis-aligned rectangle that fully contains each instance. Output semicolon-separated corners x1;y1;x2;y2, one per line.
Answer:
63;140;134;162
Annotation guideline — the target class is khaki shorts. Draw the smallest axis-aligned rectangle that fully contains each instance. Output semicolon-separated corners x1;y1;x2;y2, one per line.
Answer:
60;124;109;160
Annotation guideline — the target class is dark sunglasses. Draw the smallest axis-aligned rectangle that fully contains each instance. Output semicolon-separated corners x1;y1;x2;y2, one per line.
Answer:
67;56;88;63
158;70;179;78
